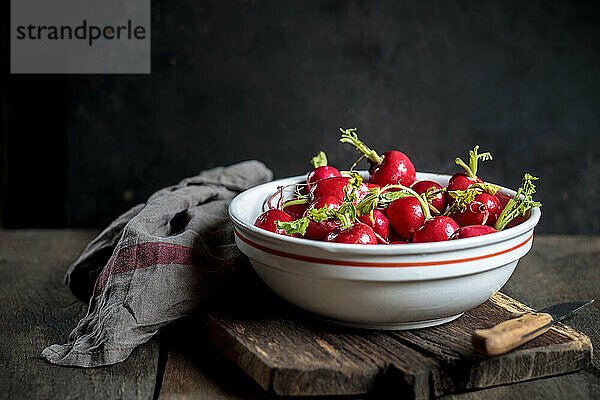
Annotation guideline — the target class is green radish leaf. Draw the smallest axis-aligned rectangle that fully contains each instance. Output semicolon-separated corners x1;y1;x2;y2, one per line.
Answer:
307;206;334;223
445;187;482;215
275;206;335;236
378;189;412;207
275;218;310;236
355;189;381;216
495;173;542;231
470;182;500;196
336;172;363;227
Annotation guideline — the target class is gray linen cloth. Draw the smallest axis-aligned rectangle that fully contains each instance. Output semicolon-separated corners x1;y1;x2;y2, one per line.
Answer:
42;161;272;367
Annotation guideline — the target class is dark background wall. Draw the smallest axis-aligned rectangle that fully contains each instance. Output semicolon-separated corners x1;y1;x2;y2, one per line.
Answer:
2;0;600;233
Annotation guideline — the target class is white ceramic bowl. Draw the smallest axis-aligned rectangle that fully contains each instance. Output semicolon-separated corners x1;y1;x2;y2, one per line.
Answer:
228;172;541;330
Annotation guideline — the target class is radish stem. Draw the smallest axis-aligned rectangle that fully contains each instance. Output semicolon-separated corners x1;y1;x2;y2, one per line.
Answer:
311;151;328;168
339;128;384;165
349;154;366;172
381;184;432;221
428;204;441;215
495;173;541;231
265;186;284;211
282;198;309;209
455;145;492;180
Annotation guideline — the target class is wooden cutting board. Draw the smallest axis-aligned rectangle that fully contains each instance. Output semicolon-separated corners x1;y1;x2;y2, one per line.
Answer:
204;292;592;399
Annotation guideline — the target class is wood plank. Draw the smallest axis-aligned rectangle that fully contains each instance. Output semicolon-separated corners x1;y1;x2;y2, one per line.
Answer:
500;235;600;370
203;290;592;398
206;312;442;398
0;230;161;400
198;277;445;399
158;319;268;400
2;233;598;400
388;293;592;393
156;235;599;400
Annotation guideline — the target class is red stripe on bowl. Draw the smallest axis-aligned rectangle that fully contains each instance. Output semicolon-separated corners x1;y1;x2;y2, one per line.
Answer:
234;229;534;268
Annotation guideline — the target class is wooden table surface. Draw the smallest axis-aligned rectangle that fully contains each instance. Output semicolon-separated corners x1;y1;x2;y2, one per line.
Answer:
1;230;598;399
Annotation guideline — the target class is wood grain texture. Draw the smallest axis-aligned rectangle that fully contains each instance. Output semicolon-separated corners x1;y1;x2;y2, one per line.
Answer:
2;231;598;400
203;290;592;398
0;230;161;400
157;319;268;400
500;236;600;370
388;293;592;393
156;236;599;400
205;312;440;398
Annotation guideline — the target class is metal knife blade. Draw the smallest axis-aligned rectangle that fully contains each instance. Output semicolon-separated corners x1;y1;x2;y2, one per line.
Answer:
521;299;593;339
538;299;594;323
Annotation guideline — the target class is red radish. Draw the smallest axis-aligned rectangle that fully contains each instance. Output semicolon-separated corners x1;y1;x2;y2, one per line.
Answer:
449;200;489;226
254;209;294;235
412;216;459;243
446;146;498;208
388;229;406;243
385;184;458;243
411;180;446;214
326;223;378;245
357;209;390;240
451;225;497;239
310;176;369;204
339;128;416;187
448;174;483;193
306;151;341;191
303;196;343;240
505;210;531;229
369;150;416;187
390;240;408;244
495;191;513;209
447;146;492;205
366;182;382;191
282;201;309;220
446;187;495;227
297;185;309;196
476;192;503;226
307;167;341;190
386;197;426;241
304;219;341;241
306;196;344;212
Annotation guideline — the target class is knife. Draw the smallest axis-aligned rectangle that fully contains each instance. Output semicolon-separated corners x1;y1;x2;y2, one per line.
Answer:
472;299;594;356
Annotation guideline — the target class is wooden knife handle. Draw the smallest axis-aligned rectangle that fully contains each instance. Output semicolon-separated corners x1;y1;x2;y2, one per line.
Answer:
472;312;553;356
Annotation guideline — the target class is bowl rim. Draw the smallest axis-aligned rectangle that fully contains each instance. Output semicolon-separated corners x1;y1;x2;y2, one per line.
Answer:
228;171;541;256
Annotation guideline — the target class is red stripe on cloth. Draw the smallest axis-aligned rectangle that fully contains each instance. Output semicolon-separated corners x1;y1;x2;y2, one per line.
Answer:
92;242;193;297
